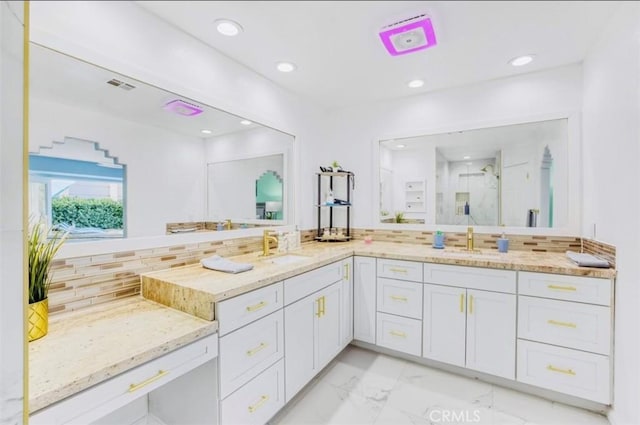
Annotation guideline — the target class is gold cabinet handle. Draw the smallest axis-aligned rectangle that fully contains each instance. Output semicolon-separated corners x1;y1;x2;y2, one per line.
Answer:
389;330;406;338
468;294;474;314
343;263;350;280
460;294;464;313
547;365;576;376
316;297;323;317
547;284;577;292
128;370;169;393
321;295;326;317
246;342;268;357
547;319;577;328
248;395;269;413
246;301;267;312
390;295;408;302
389;267;408;274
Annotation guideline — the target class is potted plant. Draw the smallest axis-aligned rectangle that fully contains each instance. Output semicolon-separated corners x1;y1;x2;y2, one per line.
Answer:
394;212;405;223
28;221;67;342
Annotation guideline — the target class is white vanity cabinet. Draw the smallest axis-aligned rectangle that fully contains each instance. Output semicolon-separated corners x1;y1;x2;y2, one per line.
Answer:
516;271;613;403
284;259;351;402
30;335;219;425
422;264;517;380
353;256;376;344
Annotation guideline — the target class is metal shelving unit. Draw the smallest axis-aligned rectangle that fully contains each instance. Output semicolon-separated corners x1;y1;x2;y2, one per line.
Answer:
315;171;354;242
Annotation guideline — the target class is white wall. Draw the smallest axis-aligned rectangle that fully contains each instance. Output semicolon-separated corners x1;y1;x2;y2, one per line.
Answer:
30;97;206;238
581;3;640;424
0;2;24;424
325;65;583;233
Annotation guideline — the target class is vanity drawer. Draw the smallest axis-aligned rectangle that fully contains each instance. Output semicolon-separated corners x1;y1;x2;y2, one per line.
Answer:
376;312;422;356
518;296;611;355
377;278;423;319
377;258;423;282
518;272;612;306
220;359;285;425
217;282;283;336
284;261;343;305
517;340;610;404
220;310;284;398
30;334;218;425
424;263;516;294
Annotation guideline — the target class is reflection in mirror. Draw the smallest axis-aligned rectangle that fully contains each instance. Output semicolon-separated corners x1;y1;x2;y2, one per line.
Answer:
29;138;126;239
379;118;568;228
29;43;294;239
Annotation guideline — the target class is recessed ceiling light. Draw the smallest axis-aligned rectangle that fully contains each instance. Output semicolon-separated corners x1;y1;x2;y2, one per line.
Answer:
215;19;243;36
240;120;252;125
509;55;534;67
276;62;297;73
407;79;424;88
463;155;471;160
201;129;212;135
396;144;406;149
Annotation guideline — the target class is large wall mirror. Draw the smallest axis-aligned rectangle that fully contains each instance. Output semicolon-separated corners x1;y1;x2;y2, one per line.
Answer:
29;43;294;240
379;118;569;228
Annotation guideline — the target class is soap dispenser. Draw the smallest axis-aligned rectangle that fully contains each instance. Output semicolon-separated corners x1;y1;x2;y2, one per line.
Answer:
497;232;509;253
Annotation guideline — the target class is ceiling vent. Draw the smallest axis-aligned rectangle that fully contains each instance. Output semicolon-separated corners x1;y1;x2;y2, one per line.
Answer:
163;99;204;117
379;14;437;56
106;78;136;91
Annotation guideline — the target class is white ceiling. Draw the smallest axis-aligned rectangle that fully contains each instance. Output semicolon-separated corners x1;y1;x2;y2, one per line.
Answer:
139;1;619;110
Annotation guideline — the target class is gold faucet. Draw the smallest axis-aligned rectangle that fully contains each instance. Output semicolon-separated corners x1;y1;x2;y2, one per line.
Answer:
466;226;474;251
225;219;232;230
262;230;278;256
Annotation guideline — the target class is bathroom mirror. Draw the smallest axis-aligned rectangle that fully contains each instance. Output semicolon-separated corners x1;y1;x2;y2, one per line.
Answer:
379;118;568;228
29;43;295;239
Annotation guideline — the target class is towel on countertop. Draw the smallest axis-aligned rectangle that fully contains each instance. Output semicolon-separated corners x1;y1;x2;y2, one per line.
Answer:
201;255;253;274
565;251;610;268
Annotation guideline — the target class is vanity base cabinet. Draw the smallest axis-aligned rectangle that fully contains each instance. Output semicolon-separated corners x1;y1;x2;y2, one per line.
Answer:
353;256;376;344
422;283;466;367
376;312;422;356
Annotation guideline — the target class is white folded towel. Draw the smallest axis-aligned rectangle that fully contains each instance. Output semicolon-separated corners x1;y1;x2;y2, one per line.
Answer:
201;255;253;274
565;251;610;268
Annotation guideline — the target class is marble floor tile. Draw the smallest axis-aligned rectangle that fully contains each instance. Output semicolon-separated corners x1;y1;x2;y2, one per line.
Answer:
270;346;610;425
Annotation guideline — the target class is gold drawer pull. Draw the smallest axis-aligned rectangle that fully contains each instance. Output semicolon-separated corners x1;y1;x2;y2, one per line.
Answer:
547;365;576;376
389;330;406;338
344;263;350;280
468;294;474;314
248;395;269;413
246;342;268;357
128;370;169;393
389;267;408;274
246;301;267;312
547;284;577;292
316;296;325;317
548;319;577;328
390;295;408;302
460;294;464;313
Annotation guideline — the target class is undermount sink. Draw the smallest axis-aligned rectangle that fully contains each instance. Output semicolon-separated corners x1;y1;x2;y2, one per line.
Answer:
441;251;503;260
264;254;309;265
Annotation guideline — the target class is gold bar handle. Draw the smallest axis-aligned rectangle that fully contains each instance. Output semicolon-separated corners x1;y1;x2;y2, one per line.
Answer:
390;295;408;302
389;330;406;338
246;342;268;357
389;267;408;274
316;297;322;317
128;370;169;393
246;301;267;312
547;319;577;328
468;294;474;314
344;263;350;280
547;284;577;292
460;294;464;313
248;395;269;413
547;365;576;376
321;296;326;317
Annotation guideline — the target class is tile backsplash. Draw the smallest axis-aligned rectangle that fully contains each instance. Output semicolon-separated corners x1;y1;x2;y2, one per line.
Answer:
49;228;615;316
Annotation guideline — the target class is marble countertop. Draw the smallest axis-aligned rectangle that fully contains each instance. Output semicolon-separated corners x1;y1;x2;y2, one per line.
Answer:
29;297;218;413
141;241;616;321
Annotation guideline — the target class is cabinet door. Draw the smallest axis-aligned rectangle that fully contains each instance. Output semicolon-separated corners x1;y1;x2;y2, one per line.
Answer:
422;284;466;367
353;256;376;344
340;257;354;347
466;289;516;379
284;294;318;402
317;281;343;370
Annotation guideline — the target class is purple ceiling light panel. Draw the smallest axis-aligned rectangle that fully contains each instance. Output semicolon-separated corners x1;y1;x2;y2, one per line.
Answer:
163;99;204;116
379;14;437;56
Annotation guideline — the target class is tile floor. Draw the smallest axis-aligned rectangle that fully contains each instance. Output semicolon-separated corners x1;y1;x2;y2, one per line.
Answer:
270;345;610;425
